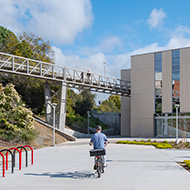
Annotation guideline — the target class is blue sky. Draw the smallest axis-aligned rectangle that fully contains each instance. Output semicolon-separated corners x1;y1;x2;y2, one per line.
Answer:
1;0;190;101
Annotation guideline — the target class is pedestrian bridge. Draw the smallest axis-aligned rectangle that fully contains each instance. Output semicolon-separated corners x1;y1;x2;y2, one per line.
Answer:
0;52;131;132
0;52;130;96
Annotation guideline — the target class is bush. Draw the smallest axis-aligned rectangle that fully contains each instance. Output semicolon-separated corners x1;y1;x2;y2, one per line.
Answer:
184;160;190;168
0;83;36;143
116;140;173;149
155;143;172;149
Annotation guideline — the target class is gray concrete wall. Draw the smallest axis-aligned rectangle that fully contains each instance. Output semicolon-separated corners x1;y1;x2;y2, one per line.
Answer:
131;53;155;137
91;110;120;135
180;47;190;112
121;69;131;136
162;50;172;113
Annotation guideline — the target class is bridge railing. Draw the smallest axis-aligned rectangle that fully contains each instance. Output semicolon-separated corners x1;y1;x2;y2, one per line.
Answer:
0;52;131;95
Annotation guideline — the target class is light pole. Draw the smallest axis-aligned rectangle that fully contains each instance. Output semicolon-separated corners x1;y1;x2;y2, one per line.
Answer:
175;104;180;143
104;62;106;76
87;111;90;134
47;102;57;147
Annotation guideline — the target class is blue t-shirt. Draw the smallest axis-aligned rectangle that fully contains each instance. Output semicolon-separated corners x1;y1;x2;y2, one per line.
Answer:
90;132;108;149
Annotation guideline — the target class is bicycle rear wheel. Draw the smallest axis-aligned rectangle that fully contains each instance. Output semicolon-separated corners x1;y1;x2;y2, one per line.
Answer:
97;167;101;178
101;166;104;173
97;158;101;178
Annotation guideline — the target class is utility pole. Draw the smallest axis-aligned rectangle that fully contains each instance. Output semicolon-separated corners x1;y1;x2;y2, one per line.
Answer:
87;111;90;134
104;62;106;76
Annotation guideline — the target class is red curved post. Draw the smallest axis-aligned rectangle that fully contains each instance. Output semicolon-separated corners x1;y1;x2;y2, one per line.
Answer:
9;148;21;170
24;145;33;165
1;149;14;172
0;152;5;177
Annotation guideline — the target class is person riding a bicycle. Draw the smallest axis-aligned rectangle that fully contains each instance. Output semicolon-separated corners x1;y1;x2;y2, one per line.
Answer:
89;125;108;169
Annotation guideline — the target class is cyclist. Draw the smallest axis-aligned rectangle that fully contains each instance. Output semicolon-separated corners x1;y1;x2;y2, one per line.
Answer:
89;125;108;169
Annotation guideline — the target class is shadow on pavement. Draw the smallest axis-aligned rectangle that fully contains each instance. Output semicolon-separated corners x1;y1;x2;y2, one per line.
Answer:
24;171;95;179
107;160;174;163
174;156;190;158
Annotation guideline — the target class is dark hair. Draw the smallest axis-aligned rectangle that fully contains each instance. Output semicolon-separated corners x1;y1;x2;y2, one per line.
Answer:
96;125;102;130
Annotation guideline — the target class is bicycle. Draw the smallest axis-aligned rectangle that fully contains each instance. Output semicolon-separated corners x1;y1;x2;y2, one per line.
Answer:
89;149;106;178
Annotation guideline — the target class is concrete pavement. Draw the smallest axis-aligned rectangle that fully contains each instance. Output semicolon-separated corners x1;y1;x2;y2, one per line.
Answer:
1;139;190;190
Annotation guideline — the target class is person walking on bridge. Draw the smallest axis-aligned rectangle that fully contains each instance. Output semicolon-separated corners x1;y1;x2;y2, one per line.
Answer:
90;125;108;169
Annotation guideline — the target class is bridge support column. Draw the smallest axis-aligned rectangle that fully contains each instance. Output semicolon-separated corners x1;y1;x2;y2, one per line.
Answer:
44;82;52;125
59;82;67;131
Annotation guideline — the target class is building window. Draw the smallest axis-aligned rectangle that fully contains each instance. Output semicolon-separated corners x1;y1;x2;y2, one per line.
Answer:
155;52;162;113
172;50;180;111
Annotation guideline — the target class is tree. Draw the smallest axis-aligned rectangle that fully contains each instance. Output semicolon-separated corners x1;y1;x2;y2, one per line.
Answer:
66;89;78;115
97;95;121;113
13;40;34;58
19;32;55;63
108;95;121;110
75;90;96;116
0;26;19;53
0;26;55;63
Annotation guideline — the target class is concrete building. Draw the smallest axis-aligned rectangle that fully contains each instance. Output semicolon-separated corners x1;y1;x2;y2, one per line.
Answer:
121;47;190;137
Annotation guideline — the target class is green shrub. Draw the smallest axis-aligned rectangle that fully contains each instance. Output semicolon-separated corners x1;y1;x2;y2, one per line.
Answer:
184;160;190;168
163;140;168;143
144;142;152;145
66;115;75;126
137;142;145;145
0;83;36;143
151;142;158;146
116;140;173;149
155;143;172;149
148;139;151;142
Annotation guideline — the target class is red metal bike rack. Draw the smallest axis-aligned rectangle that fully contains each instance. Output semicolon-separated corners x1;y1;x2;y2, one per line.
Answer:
16;146;28;167
24;145;34;165
0;149;14;173
0;152;5;177
9;148;21;170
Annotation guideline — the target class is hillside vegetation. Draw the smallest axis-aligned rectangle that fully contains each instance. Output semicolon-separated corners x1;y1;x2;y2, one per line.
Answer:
0;83;37;143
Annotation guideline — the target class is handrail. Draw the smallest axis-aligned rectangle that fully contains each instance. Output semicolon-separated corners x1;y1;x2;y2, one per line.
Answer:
0;152;5;177
9;148;21;170
24;145;33;165
0;149;14;173
16;146;28;167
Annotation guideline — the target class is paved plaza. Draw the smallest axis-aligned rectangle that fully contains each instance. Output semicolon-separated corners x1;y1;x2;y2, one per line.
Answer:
1;138;190;190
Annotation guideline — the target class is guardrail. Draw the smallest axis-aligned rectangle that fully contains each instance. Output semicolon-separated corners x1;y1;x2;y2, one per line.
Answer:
0;145;34;177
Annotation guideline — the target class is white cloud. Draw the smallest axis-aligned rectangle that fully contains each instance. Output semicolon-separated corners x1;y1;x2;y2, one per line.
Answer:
0;0;93;45
147;8;166;29
79;36;123;55
53;23;190;80
53;46;106;75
